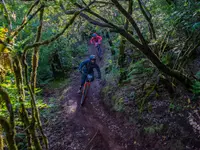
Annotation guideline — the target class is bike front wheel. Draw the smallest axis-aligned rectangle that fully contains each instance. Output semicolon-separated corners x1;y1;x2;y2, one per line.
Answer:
80;83;89;106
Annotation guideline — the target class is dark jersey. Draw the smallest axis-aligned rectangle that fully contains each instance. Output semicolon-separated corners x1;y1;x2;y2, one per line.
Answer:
79;59;101;78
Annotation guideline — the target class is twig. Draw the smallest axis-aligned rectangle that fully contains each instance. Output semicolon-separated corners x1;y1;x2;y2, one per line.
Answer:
84;130;99;150
22;125;31;132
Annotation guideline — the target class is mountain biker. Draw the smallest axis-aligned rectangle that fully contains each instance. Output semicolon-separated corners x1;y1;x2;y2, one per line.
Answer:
78;55;101;93
90;33;102;47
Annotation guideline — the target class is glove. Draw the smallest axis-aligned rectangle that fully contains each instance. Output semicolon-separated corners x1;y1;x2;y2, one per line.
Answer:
95;43;98;47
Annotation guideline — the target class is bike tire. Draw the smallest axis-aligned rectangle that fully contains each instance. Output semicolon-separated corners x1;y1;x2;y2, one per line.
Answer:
80;84;89;106
97;46;102;60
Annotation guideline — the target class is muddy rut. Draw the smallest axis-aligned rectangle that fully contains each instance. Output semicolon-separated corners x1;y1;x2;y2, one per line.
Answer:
46;45;137;150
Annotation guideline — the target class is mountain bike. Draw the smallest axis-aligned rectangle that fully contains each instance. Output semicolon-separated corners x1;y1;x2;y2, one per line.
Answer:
80;74;93;106
95;44;102;60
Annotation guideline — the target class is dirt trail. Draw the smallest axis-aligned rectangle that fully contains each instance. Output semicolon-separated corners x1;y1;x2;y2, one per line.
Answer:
46;45;138;150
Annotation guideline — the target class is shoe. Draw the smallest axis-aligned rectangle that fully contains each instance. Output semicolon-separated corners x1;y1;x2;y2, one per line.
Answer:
77;86;82;94
77;89;81;94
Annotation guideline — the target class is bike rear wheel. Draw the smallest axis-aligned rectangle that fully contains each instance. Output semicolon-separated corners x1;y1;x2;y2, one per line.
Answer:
96;45;102;60
80;83;89;106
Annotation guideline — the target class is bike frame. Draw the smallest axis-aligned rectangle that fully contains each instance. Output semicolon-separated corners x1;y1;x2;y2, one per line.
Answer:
80;74;92;106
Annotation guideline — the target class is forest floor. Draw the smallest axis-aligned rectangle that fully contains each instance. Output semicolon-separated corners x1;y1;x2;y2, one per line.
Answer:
43;44;140;150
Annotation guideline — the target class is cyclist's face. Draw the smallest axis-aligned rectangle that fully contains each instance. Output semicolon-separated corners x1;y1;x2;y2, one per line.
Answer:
91;59;95;64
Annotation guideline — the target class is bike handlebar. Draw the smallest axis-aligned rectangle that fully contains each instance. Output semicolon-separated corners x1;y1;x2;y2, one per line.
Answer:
80;71;101;80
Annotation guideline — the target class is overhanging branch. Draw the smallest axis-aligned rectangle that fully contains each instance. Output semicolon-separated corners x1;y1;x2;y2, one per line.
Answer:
111;0;148;46
24;12;79;51
75;2;144;49
60;3;112;27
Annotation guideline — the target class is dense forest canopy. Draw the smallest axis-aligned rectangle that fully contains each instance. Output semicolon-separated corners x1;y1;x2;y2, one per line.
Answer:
0;0;200;149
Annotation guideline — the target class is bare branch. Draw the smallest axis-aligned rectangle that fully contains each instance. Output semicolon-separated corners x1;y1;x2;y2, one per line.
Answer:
80;13;112;27
75;2;144;49
60;3;111;27
75;3;116;28
111;0;148;46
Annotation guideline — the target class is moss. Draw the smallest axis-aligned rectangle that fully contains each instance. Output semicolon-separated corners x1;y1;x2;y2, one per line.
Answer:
101;85;126;112
0;116;17;150
47;78;70;89
102;86;111;94
113;97;125;112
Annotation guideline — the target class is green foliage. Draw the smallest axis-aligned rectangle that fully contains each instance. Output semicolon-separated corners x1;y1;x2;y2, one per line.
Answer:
191;72;200;95
128;58;153;76
192;81;200;95
113;97;124;112
47;78;70;89
38;33;88;85
195;71;200;80
125;58;154;83
169;102;182;112
169;103;175;110
144;124;164;134
161;52;172;66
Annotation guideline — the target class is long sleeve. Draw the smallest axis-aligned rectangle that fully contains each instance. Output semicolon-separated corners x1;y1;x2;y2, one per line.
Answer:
97;36;102;42
79;60;88;71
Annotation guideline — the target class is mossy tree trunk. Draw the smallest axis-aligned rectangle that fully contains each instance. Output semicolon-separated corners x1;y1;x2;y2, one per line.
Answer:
0;87;17;150
13;57;41;150
50;51;65;79
29;8;48;149
0;117;17;150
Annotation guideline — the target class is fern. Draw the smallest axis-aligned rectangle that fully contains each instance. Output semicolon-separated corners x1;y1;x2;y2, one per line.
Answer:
192;81;200;94
127;58;153;77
